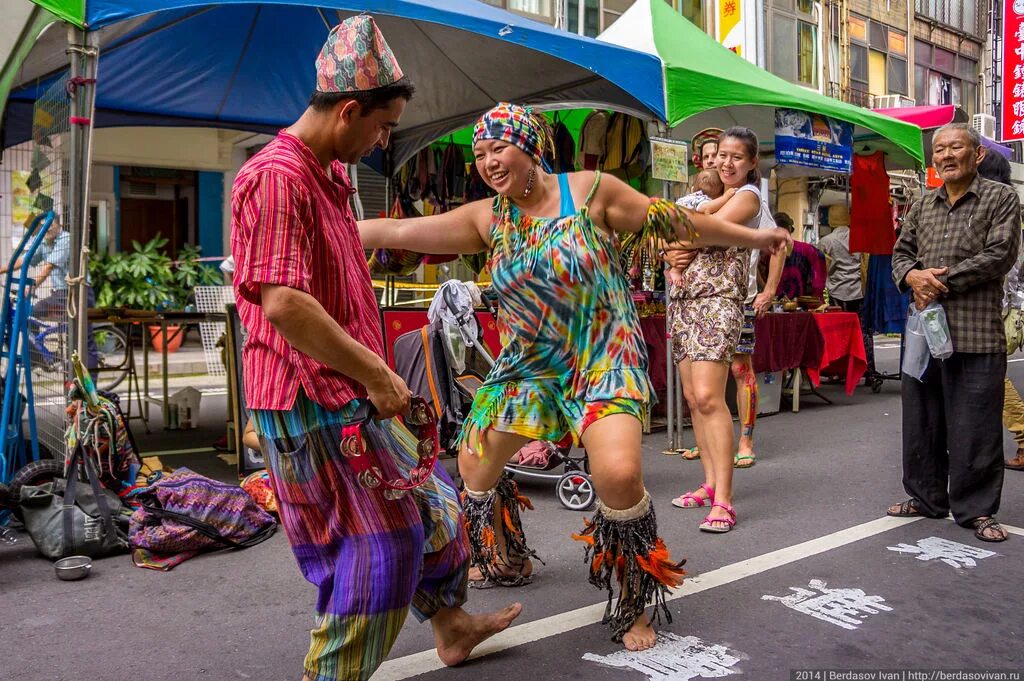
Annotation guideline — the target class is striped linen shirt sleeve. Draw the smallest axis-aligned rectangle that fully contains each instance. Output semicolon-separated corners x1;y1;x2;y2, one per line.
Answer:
235;171;314;305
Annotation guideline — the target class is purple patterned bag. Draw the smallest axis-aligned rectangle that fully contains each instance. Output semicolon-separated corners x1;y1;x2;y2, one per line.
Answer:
128;468;277;570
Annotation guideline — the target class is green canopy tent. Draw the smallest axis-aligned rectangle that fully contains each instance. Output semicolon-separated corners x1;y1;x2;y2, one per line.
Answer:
598;0;925;170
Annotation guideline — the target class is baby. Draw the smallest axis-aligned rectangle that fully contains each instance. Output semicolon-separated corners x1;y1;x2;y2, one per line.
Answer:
666;170;735;288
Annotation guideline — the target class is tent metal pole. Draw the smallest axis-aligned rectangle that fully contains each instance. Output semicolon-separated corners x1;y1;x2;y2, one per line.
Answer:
65;27;100;372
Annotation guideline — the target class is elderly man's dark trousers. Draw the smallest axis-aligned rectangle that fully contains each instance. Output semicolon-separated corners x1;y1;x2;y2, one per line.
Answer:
901;352;1005;525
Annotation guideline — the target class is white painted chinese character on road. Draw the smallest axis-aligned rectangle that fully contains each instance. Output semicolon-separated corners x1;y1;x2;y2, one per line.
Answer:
582;633;742;681
887;536;997;568
762;579;892;631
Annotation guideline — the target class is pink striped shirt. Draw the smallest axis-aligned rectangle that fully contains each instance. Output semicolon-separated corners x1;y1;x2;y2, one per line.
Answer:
230;131;384;411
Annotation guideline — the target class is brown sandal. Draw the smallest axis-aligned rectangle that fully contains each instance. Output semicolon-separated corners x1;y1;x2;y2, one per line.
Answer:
972;517;1008;543
887;499;925;517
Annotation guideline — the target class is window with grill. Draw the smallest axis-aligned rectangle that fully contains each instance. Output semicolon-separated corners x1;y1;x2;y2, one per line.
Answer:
914;38;979;116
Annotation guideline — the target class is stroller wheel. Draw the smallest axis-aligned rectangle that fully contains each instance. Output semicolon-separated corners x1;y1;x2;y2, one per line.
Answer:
557;471;595;511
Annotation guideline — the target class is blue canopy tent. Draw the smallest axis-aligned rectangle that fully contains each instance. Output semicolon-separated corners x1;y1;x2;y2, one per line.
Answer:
0;0;665;369
2;0;666;168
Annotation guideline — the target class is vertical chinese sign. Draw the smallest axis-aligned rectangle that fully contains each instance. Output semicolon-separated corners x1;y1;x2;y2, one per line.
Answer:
1003;0;1024;141
715;0;756;63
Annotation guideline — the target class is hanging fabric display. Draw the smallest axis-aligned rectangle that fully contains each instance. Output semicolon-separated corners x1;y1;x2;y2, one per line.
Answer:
849;151;896;255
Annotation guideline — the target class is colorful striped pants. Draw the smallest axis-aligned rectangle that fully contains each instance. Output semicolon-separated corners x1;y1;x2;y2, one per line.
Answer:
252;394;469;681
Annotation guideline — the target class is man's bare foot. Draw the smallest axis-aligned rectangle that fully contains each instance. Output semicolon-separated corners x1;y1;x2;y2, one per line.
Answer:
431;603;524;667
467;558;533;583
621;613;657;651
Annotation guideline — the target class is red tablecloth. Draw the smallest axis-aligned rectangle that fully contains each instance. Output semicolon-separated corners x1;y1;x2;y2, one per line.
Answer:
751;312;824;374
805;312;868;395
639;315;668;415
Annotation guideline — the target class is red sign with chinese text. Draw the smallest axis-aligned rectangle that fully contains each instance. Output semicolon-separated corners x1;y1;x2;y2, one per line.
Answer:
1003;0;1024;141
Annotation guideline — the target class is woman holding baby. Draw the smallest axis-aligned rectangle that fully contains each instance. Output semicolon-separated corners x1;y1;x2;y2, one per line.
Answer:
663;126;784;533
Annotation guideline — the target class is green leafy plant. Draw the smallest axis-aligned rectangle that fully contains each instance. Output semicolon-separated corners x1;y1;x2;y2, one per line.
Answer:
172;244;224;307
90;238;223;310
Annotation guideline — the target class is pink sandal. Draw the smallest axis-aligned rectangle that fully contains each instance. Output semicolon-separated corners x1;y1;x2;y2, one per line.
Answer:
671;483;715;509
699;501;736;533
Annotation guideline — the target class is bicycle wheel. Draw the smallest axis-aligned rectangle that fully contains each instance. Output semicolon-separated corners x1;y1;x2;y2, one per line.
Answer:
93;324;130;392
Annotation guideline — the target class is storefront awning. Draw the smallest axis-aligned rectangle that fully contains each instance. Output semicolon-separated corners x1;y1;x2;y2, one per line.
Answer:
873;105;1014;160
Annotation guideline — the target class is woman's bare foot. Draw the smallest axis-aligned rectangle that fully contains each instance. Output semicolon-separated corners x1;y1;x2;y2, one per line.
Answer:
621;613;657;651
431;603;524;666
468;558;533;583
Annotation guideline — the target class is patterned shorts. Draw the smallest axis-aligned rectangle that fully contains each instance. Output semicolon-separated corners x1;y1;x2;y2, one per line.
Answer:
464;378;646;448
669;297;743;364
736;304;757;355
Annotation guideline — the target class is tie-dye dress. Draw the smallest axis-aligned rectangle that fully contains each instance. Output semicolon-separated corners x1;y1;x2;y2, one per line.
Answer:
461;172;651;449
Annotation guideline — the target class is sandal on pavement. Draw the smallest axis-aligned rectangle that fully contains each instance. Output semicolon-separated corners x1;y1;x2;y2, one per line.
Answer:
886;499;926;517
699;501;736;533
733;452;756;468
1005;450;1024;471
671;483;715;509
681;446;701;461
972;517;1008;543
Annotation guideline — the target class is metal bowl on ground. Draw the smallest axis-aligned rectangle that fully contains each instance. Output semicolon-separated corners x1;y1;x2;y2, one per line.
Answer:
54;556;92;581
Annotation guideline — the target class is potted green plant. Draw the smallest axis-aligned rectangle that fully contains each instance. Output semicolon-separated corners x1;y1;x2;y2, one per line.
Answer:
89;238;223;353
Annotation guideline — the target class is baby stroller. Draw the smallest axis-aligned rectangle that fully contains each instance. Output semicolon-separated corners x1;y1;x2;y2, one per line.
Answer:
392;280;595;510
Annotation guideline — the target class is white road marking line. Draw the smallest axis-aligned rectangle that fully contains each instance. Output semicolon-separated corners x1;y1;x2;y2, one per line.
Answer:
374;515;922;680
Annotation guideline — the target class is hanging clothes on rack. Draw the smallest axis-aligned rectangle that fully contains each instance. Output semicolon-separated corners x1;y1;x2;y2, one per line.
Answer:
850;151;896;254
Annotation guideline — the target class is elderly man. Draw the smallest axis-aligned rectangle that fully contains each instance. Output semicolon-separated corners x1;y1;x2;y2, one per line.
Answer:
887;123;1021;543
231;17;519;681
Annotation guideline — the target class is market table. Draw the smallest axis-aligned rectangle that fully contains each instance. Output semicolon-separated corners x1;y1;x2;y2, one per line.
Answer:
750;312;825;413
805;311;868;396
639;314;668;412
751;312;824;375
87;309;227;429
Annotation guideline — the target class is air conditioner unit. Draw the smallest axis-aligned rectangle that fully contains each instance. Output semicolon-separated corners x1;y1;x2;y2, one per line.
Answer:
873;94;916;109
972;114;997;139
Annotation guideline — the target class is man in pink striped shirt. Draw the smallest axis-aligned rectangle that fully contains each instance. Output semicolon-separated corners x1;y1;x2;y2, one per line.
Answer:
230;16;520;681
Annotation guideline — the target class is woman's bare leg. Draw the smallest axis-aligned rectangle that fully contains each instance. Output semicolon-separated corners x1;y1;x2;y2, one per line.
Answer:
688;361;734;527
579;414;685;651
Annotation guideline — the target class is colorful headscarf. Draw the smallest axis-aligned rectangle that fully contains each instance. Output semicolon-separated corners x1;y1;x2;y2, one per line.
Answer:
316;15;404;93
472;102;554;171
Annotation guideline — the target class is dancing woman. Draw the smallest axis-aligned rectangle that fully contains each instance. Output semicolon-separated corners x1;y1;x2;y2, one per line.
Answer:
359;104;790;650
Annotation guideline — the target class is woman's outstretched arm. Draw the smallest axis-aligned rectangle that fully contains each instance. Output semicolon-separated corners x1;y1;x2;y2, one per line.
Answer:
358;199;491;255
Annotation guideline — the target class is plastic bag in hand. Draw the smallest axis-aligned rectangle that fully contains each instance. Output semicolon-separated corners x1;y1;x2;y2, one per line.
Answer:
920;302;954;360
902;306;930;381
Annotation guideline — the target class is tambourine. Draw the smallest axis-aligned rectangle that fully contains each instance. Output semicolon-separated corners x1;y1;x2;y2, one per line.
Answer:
340;396;438;499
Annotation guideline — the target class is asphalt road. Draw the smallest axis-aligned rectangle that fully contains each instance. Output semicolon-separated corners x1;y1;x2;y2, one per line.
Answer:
2;341;1022;681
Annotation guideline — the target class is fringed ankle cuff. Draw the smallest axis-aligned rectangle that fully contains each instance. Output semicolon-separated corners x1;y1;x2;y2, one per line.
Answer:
460;472;542;588
571;491;687;642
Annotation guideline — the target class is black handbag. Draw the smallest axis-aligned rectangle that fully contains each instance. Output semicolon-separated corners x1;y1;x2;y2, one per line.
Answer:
20;445;129;560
